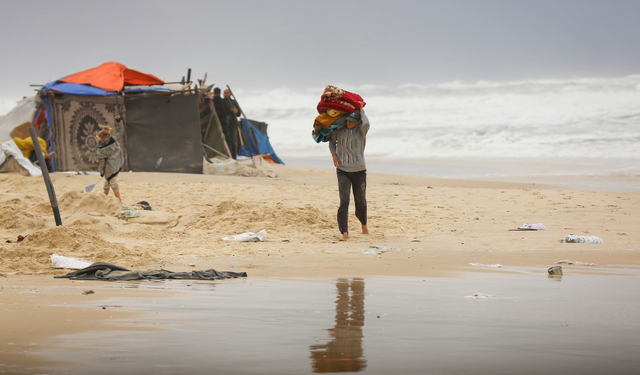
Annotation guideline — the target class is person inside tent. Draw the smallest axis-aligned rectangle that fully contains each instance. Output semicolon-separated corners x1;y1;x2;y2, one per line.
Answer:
96;115;124;203
13;135;53;169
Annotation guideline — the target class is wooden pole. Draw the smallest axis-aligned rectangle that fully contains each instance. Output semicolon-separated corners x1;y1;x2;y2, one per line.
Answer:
225;85;247;148
225;85;257;165
29;127;62;226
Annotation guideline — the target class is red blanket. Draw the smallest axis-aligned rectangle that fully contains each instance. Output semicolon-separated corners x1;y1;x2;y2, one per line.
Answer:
316;85;365;114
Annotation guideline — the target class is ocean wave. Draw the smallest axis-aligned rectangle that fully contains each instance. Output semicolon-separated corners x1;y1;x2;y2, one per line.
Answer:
237;76;640;160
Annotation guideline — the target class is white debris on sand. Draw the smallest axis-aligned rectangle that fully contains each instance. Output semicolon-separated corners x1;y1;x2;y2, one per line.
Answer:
469;262;502;268
555;259;598;266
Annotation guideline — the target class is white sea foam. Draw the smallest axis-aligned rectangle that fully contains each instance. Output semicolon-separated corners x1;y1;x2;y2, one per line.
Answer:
236;76;640;161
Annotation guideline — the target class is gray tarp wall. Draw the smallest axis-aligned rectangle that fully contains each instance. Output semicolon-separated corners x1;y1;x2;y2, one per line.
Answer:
124;94;202;173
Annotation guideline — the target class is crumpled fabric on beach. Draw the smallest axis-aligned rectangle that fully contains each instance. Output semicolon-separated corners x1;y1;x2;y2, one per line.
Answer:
136;200;153;211
51;253;93;269
54;262;247;281
361;246;390;255
519;223;548;230
469;262;502;268
222;229;267;242
119;207;140;218
563;235;604;244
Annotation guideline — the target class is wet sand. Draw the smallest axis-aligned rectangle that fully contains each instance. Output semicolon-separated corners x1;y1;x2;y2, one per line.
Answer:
2;272;640;374
0;163;639;372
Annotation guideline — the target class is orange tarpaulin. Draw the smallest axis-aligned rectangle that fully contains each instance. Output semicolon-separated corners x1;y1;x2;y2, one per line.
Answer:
61;62;163;92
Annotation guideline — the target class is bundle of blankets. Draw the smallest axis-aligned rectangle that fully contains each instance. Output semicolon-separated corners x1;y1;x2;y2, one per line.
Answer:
312;85;366;143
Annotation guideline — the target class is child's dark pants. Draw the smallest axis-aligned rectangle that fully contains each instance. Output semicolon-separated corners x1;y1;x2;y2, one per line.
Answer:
337;169;367;234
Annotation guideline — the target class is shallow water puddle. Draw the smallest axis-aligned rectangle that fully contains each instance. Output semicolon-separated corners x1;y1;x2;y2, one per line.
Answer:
34;273;640;374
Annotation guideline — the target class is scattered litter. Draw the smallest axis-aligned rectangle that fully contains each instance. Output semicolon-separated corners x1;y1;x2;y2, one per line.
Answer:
118;207;140;219
135;201;153;211
229;265;240;268
562;235;604;244
51;253;93;269
6;234;27;243
509;223;548;231
469;262;502;268
521;223;547;230
82;290;95;295
548;266;563;275
465;293;497;299
361;246;389;255
222;229;267;242
555;260;597;266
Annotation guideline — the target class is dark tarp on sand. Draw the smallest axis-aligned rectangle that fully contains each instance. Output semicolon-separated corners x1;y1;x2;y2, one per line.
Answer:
55;262;247;281
124;94;203;173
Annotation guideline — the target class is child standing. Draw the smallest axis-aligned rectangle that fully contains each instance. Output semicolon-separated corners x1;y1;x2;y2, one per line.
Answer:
96;115;124;203
329;110;370;241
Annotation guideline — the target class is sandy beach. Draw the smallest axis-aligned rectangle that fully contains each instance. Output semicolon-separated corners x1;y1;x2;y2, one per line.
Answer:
1;163;639;372
1;162;639;277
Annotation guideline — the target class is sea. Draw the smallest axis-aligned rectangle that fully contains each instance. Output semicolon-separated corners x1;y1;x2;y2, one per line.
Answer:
237;75;640;191
2;75;639;190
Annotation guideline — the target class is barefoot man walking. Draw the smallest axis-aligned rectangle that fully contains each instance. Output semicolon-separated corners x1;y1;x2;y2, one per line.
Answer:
329;109;370;241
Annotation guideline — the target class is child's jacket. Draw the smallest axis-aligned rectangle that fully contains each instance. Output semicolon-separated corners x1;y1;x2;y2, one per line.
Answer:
96;120;124;181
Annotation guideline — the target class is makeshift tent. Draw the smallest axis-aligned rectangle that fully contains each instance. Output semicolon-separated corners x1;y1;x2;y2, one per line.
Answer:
0;140;42;176
237;119;284;164
36;62;203;173
3;62;284;176
0;98;37;143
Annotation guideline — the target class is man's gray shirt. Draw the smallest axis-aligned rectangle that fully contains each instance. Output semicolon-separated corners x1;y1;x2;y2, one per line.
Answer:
329;111;370;173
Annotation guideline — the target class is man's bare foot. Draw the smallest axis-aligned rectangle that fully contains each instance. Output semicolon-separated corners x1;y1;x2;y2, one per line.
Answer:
339;232;349;241
362;225;369;234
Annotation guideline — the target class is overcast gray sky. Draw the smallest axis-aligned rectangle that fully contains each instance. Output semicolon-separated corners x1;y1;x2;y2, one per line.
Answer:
1;0;639;100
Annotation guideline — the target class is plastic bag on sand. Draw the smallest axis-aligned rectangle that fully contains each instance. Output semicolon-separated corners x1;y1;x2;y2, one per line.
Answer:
519;223;548;230
51;253;93;269
222;229;267;242
361;246;389;255
119;207;140;218
469;262;502;268
563;235;604;244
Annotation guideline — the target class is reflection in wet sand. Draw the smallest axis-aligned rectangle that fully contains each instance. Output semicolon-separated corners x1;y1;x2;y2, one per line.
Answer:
310;278;366;373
